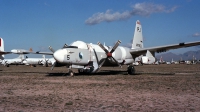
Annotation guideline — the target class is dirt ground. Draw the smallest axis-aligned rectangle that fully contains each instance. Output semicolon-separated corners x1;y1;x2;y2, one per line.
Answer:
0;64;200;112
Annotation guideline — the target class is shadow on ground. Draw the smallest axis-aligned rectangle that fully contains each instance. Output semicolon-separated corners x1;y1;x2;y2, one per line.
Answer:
46;70;133;77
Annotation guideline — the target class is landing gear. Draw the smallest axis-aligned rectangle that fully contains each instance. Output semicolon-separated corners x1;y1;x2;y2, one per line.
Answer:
127;65;135;75
68;69;74;77
78;66;94;75
69;66;74;77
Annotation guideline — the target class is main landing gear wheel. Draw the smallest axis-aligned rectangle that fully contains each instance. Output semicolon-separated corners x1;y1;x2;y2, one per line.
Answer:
127;65;135;75
69;70;74;77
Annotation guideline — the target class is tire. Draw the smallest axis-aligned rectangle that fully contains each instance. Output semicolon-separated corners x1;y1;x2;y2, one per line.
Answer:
128;66;135;75
69;70;74;77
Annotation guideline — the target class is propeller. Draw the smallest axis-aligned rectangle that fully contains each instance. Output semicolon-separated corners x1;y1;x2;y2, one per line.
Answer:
48;46;57;70
95;40;121;71
51;62;56;70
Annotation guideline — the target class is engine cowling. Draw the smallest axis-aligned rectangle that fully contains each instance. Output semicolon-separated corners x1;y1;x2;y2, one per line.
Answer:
141;56;155;64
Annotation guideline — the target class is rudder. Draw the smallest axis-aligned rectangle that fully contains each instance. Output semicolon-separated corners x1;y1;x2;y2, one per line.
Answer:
0;38;5;60
131;20;143;49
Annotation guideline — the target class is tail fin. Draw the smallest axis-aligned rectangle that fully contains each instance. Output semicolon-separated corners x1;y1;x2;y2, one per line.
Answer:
0;38;4;52
131;20;143;49
0;38;5;60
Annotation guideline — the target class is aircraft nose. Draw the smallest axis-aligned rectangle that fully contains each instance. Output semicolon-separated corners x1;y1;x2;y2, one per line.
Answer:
53;49;65;63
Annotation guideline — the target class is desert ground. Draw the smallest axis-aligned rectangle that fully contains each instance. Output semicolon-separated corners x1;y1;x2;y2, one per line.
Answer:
0;64;200;112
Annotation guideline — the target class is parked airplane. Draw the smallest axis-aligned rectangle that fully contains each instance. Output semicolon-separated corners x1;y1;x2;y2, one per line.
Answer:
159;56;165;64
0;38;11;58
23;55;55;67
35;20;200;76
0;54;25;67
0;38;32;67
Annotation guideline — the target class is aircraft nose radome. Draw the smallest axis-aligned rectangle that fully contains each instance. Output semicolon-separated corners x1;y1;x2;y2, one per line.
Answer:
53;49;65;63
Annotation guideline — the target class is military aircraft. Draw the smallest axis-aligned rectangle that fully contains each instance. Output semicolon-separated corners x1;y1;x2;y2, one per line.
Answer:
0;38;33;67
0;54;25;67
35;20;200;76
0;38;11;58
22;55;55;67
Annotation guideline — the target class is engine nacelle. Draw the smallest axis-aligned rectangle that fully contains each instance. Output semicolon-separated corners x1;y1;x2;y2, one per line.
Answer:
141;56;155;64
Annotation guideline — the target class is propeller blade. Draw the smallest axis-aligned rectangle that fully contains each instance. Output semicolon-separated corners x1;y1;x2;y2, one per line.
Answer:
98;58;106;68
110;40;121;53
111;57;121;67
51;62;56;70
49;46;55;53
97;42;109;54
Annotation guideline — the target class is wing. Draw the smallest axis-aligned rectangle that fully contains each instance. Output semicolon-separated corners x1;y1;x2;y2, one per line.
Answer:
0;50;32;55
11;49;34;54
35;51;53;55
130;41;200;56
0;51;12;55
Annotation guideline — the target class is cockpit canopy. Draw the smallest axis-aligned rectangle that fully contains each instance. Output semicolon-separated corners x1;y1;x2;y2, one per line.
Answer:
63;46;78;48
68;41;88;49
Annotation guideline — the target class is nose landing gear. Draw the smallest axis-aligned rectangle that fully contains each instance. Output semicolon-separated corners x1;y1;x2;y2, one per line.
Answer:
67;65;75;76
68;69;74;77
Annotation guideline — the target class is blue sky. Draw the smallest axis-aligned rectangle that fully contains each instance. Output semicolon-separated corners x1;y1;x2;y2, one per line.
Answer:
1;0;200;58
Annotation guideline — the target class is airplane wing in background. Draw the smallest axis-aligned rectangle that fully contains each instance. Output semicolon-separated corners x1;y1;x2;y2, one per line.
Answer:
35;51;53;55
130;41;200;56
0;50;33;55
0;51;12;55
11;49;34;54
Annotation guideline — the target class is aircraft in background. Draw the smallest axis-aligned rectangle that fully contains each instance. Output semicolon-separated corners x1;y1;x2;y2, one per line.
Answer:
35;20;200;76
0;38;11;59
0;54;25;67
23;55;55;67
0;38;32;67
159;56;165;64
139;50;156;65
